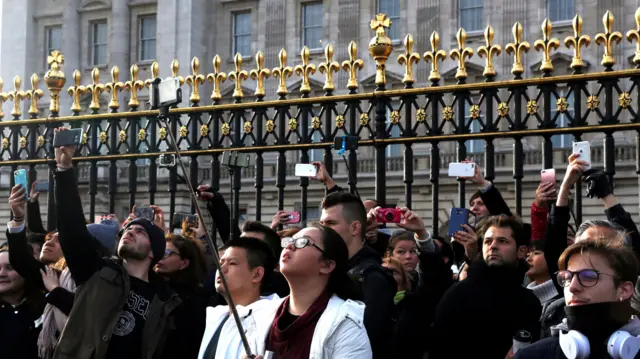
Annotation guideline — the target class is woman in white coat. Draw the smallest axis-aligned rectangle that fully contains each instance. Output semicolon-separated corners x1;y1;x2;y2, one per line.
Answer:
243;224;372;359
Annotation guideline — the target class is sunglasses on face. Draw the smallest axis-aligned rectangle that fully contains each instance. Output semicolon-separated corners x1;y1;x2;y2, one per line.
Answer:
556;269;618;288
281;236;325;254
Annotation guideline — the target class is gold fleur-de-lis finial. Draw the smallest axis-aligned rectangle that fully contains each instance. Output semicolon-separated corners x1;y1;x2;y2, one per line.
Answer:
207;55;227;101
8;76;27;117
272;48;293;97
564;15;591;71
171;60;185;86
249;51;269;98
228;53;249;99
295;46;317;95
124;64;145;109
0;78;8;120
449;28;474;81
505;22;531;77
26;74;44;116
342;41;364;90
67;70;85;113
185;57;206;103
626;8;640;67
477;25;502;78
105;66;124;110
534;18;561;74
424;31;447;83
318;44;340;92
144;61;160;89
397;34;421;86
595;10;622;68
85;68;105;111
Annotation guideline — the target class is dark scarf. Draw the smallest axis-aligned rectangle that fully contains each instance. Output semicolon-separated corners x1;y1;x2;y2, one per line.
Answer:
266;290;332;359
564;301;632;358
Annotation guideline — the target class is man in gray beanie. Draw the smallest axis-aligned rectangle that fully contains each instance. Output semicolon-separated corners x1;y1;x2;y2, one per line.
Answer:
47;127;190;359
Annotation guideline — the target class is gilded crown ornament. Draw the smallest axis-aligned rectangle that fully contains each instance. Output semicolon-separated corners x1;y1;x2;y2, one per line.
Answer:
82;132;88;145
272;49;293;97
587;95;600;111
477;25;502;78
221;122;231;136
619;92;632;109
369;14;393;87
105;66;124;110
19;136;26;149
44;50;65;115
595;11;622;68
68;70;86;113
424;31;447;83
159;127;167;140
498;102;510;117
8;76;26;117
124;64;145;109
2;138;9;150
171;60;185;86
288;118;298;131
336;115;345;128
505;22;531;77
415;109;426;123
228;53;249;99
86;68;105;111
626;8;640;66
534;19;560;74
200;124;209;137
342;41;364;90
312;116;322;129
295;47;317;94
565;15;591;71
390;110;401;124
526;100;539;115
26;74;44;116
144;61;160;89
450;28;474;81
360;113;370;126
557;97;569;113
442;106;454;121
244;121;253;134
397;34;421;85
207;55;227;101
119;130;127;143
0;78;8;119
249;52;269;98
469;104;481;119
186;57;206;103
318;44;340;92
265;119;275;133
99;131;108;144
180;125;188;138
37;135;45;148
138;128;147;141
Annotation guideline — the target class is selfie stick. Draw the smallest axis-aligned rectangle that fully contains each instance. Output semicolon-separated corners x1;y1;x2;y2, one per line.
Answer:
337;137;361;199
152;83;256;358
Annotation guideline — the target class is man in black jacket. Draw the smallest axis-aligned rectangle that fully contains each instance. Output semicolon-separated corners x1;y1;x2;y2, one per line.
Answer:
320;191;396;359
430;215;542;359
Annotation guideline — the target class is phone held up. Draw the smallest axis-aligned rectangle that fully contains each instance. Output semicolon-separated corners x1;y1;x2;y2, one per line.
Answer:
448;162;475;177
448;208;472;237
540;169;555;184
134;206;155;221
283;212;301;224
34;181;50;193
294;164;317;177
53;128;83;148
572;141;591;169
14;169;29;200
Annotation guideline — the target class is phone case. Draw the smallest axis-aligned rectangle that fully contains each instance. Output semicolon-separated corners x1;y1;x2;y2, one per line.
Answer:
294;164;317;177
134;207;154;221
448;208;471;236
283;212;301;224
572;141;591;169
14;169;29;200
448;163;475;177
540;169;556;184
53;128;83;147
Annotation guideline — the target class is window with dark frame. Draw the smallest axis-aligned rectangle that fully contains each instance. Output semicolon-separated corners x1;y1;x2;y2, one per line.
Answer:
459;0;483;32
377;0;400;41
45;26;62;65
233;12;251;57
139;15;157;61
547;0;574;22
302;2;323;50
91;21;108;66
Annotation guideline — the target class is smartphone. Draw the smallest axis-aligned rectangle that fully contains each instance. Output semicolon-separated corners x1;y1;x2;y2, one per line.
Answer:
294;164;318;177
158;154;176;168
13;169;29;200
133;206;155;221
283;212;301;224
333;136;359;151
53;128;83;147
34;181;50;193
540;169;556;184
172;212;197;229
448;163;475;177
572;141;591;169
448;208;471;237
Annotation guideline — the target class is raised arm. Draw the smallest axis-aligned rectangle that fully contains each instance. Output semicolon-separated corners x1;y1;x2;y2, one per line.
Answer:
27;181;46;234
462;162;512;216
53;128;103;285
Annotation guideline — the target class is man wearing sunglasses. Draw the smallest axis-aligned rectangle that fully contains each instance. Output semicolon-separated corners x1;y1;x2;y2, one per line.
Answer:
515;237;640;359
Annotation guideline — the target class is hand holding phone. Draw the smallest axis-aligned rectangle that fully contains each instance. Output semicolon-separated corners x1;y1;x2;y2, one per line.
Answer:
53;128;83;147
540;169;555;184
13;169;29;201
294;164;318;177
448;163;476;177
448;208;471;237
282;212;301;224
133;206;155;221
572;141;591;169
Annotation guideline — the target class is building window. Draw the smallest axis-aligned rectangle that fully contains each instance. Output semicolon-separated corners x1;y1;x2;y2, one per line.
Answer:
377;0;400;41
465;102;484;153
45;26;62;60
294;203;320;221
308;126;322;162
547;0;574;22
459;0;483;32
139;15;156;61
91;21;108;65
232;12;251;57
551;90;574;148
302;3;323;50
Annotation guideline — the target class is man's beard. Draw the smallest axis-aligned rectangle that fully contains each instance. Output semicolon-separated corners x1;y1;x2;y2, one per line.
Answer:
118;244;148;261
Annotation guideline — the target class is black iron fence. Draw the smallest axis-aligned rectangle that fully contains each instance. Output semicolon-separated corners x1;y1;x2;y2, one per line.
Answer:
2;12;640;235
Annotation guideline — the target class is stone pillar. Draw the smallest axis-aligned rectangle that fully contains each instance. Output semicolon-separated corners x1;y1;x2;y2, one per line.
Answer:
110;0;130;108
60;0;81;116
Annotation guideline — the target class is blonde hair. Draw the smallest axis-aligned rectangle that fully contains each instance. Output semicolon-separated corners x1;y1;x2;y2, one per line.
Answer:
382;256;412;292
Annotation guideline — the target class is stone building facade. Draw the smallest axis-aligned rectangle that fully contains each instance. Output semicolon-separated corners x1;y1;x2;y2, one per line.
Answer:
0;0;639;232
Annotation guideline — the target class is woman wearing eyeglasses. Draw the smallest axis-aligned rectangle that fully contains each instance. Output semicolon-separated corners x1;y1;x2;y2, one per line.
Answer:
243;224;372;359
515;236;640;359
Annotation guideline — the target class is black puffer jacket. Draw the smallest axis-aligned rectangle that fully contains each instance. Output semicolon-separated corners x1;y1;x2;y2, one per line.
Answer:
0;296;45;359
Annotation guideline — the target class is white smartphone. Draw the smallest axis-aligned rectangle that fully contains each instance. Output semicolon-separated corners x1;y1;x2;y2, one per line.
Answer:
572;141;591;169
448;162;475;177
294;163;318;177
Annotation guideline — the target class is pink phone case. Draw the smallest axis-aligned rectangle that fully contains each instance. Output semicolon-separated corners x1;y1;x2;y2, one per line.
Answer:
541;169;555;184
284;212;301;224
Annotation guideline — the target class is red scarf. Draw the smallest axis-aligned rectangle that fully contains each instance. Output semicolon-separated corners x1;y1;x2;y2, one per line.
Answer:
266;290;332;359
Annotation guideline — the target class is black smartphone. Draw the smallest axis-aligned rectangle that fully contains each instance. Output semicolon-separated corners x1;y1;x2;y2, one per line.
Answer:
53;128;83;147
34;181;50;193
333;136;358;151
133;206;155;221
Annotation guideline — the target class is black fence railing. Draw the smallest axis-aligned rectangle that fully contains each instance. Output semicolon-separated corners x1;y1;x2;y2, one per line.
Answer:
2;11;640;235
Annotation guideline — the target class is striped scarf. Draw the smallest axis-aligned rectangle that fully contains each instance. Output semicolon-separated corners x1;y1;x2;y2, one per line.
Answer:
37;267;76;359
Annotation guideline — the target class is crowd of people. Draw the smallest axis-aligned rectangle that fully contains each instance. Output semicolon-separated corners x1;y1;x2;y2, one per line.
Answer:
2;127;640;359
